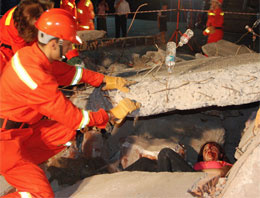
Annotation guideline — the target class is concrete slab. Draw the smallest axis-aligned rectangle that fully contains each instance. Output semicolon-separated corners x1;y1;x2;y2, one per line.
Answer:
55;171;206;198
72;53;260;117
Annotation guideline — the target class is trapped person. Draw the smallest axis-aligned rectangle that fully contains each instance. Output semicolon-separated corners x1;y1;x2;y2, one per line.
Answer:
157;3;168;44
193;141;232;176
0;8;140;197
97;0;109;32
114;0;130;38
125;141;232;177
203;0;224;43
0;0;53;74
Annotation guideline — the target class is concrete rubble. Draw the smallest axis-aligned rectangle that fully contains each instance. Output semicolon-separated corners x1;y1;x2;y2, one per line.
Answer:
202;40;255;57
56;40;260;197
54;107;260;198
72;52;260;117
1;39;260;197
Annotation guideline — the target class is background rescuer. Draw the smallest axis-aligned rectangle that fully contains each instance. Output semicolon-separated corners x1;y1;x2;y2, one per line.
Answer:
0;8;140;198
0;0;53;74
203;0;224;43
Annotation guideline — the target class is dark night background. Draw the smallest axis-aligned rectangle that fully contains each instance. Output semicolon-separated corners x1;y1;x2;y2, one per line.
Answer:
1;0;258;23
0;0;259;48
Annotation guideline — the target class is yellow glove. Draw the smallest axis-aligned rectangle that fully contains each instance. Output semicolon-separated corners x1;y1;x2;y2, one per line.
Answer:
102;76;130;93
110;98;141;121
203;26;215;35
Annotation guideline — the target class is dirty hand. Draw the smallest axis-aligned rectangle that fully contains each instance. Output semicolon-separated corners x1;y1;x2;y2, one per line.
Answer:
109;98;141;122
102;76;130;93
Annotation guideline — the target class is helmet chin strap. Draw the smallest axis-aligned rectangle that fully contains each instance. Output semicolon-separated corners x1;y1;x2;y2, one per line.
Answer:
58;39;65;60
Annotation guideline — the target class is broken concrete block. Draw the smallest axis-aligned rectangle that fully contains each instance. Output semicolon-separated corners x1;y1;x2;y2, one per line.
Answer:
106;53;260;116
221;131;260;198
55;171;206;198
202;40;254;57
234;108;260;159
77;30;106;42
0;175;15;196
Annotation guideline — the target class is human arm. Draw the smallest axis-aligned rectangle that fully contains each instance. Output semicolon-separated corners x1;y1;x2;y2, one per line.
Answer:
52;61;132;92
193;161;232;177
51;61;105;87
200;165;231;177
125;1;130;18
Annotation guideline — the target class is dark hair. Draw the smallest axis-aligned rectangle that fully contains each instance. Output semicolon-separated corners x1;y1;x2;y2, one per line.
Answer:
197;141;230;163
13;0;53;42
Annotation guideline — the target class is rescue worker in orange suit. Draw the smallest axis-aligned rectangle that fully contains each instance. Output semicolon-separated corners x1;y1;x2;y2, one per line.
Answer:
77;0;95;31
0;8;140;198
203;0;224;43
60;0;80;64
0;0;53;74
60;0;77;17
60;0;95;66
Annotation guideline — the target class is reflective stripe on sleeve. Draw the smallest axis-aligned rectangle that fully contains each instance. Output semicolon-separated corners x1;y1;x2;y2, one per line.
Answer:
85;0;90;7
12;53;38;90
18;192;32;198
5;7;16;26
70;66;83;85
78;110;90;129
77;8;83;14
80;25;90;30
208;12;215;16
67;2;74;8
220;12;224;16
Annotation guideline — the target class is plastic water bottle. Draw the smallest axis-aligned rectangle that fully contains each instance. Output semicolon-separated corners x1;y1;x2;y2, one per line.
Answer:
178;29;194;47
165;41;176;73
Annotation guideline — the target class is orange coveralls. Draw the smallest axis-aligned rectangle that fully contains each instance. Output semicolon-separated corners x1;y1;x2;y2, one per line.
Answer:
206;8;224;43
0;43;106;197
60;0;77;17
77;0;95;31
0;7;35;74
60;0;95;60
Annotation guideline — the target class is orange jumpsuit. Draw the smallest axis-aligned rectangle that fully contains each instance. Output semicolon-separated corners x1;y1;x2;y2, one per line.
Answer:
77;0;95;31
61;0;95;60
0;43;107;197
60;0;77;17
206;8;224;43
0;7;35;74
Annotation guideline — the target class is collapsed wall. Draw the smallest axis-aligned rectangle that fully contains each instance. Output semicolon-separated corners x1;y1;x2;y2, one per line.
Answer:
72;53;260;117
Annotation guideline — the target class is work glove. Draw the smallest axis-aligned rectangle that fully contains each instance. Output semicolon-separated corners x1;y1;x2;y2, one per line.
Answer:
203;26;215;36
102;76;130;93
109;98;141;123
88;108;109;129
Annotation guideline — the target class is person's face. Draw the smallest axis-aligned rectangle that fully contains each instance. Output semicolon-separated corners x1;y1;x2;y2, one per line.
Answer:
62;40;73;56
202;143;220;161
210;1;219;9
50;40;72;61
